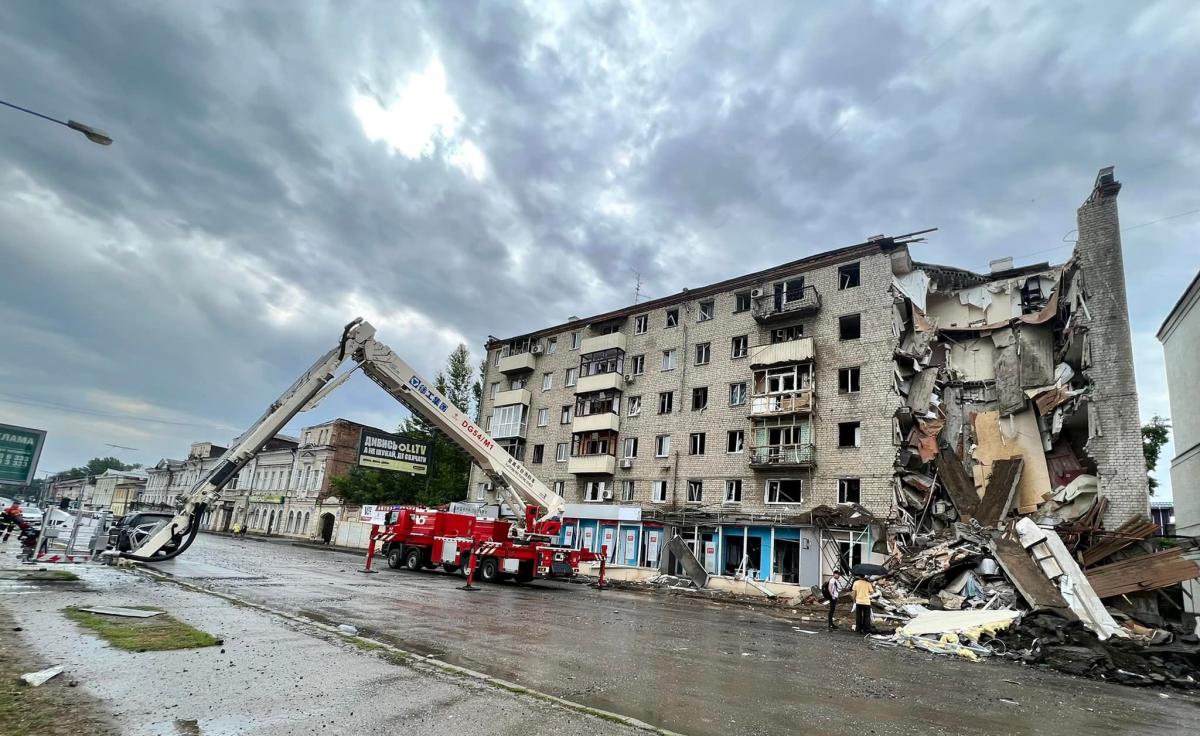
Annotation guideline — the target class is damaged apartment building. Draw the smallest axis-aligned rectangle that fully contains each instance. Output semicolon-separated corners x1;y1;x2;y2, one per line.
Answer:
471;167;1151;595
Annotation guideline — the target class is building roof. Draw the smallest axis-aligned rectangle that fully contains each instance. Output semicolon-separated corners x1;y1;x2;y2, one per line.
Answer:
487;230;934;348
1157;269;1200;343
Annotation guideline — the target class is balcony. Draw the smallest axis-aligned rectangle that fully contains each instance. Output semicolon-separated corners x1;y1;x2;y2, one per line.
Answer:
752;286;821;323
573;412;620;434
749;391;813;417
568;454;617;475
749;338;814;368
749;443;816;468
493;388;531;407
498;351;536;375
581;332;627;355
576;372;624;394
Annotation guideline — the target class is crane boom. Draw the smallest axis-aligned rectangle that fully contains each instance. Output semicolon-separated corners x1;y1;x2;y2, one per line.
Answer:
113;318;564;561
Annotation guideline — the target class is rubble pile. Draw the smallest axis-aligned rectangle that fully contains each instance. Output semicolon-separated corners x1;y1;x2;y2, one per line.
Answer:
999;612;1200;688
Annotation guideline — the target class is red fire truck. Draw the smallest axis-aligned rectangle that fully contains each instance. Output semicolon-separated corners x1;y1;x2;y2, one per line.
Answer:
374;506;600;583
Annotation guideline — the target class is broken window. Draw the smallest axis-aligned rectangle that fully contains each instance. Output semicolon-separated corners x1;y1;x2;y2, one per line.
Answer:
662;349;677;370
765;479;803;504
838;421;861;448
634;314;648;334
652;480;667;503
665;308;679;328
542;372;553;391
727;430;744;453
631;354;645;375
560;405;573;424
687;480;703;502
571;332;581;349
497;438;525;461
576;389;620;416
547;337;557;355
838;314;861;340
771;324;804;343
621;481;635;502
692;386;708;411
838;262;861;290
554;480;565;496
623;437;638;458
838;367;861;393
490;382;500;398
695;342;711;365
584;481;608;502
654;434;671;457
725;480;742;503
735;292;751;312
510;377;527;390
729;382;747;406
532;444;544;464
731;335;749;358
658;391;674;414
838;478;860;504
572;430;617;456
627;396;641;416
596;322;621;335
690;432;706;455
698;300;714;321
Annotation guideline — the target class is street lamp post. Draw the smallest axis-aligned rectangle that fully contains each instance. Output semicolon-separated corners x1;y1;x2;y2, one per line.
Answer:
0;98;113;145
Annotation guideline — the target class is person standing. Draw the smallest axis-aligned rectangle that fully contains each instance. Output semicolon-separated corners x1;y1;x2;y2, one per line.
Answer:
851;574;876;634
825;571;847;630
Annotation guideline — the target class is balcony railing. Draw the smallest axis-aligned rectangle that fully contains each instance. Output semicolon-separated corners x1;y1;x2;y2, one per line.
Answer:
568;454;617;475
748;443;816;468
498;352;537;375
490;420;528;440
749;391;813;417
752;286;821;323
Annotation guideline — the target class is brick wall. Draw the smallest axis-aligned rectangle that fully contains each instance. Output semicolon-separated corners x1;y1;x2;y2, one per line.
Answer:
1074;169;1151;525
471;247;903;517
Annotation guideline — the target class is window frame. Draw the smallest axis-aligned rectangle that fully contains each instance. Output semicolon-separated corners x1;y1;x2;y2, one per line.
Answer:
658;391;674;414
654;434;671;457
731;335;749;359
560;405;573;424
547;337;558;354
838;262;861;290
838;313;862;341
571;331;582;350
765;478;804;505
729;382;747;406
838;478;861;504
697;300;714;322
623;436;638;458
661;349;677;371
689;432;706;455
621;480;635;502
686;480;703;503
631;354;645;375
532;444;545;464
839;366;861;394
627;395;642;416
695;342;711;366
565;367;578;386
542;372;553;391
555;443;569;462
734;292;751;313
724;479;742;503
537;407;549;427
634;314;649;334
692;386;708;411
838;421;862;448
652;480;667;503
727;429;745;454
665;308;679;328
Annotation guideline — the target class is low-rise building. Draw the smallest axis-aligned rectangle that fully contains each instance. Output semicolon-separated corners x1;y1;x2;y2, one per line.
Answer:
89;468;147;516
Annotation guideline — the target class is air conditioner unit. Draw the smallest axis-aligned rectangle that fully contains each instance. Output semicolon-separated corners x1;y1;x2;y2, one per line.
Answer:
601;489;614;500
620;458;633;469
624;374;635;383
530;344;544;355
483;483;493;492
751;288;764;298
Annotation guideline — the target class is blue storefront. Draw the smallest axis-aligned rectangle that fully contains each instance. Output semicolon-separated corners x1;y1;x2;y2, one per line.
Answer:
559;504;665;568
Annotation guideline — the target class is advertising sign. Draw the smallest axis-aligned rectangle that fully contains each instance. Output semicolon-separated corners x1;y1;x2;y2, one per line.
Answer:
624;529;637;564
646;530;662;566
357;429;429;475
582;526;595;552
0;423;47;486
563;524;575;548
601;527;616;561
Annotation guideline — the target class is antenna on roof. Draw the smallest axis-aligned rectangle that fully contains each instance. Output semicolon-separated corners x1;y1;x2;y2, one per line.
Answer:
631;269;643;304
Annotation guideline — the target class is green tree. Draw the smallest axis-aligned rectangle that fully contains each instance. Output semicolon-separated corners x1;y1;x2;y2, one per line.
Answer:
1142;416;1170;494
52;456;139;481
330;344;480;507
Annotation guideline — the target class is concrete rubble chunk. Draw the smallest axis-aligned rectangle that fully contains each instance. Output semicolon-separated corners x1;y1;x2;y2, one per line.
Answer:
21;666;65;687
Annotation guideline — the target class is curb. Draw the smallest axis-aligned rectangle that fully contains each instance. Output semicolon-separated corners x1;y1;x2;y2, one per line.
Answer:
130;565;685;736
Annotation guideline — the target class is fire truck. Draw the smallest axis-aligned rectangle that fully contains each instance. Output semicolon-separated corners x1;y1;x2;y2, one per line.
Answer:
107;318;599;582
374;506;598;583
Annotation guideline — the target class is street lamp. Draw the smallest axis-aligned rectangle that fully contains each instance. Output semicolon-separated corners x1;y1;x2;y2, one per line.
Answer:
0;98;113;145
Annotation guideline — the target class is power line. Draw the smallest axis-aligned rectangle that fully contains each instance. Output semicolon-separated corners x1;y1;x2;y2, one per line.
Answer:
0;392;237;431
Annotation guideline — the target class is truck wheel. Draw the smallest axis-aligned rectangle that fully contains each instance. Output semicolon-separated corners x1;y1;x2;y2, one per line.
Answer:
387;547;404;569
442;563;459;574
405;547;424;571
478;557;500;583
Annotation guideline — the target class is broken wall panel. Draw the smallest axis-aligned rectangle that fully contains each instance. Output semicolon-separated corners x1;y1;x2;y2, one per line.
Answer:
974;458;1024;527
1017;324;1055;388
972;410;1053;512
948;338;996;381
936;444;979;518
992;330;1026;415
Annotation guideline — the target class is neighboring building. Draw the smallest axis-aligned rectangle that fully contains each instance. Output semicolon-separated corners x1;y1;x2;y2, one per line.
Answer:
45;476;92;508
89;468;147;516
1157;267;1200;626
471;168;1151;591
1150;500;1175;537
150;418;394;547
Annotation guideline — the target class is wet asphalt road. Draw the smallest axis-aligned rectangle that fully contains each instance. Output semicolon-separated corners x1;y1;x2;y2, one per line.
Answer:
178;534;1200;736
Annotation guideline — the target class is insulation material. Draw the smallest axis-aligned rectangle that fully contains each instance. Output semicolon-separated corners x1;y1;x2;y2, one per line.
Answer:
971;410;1053;512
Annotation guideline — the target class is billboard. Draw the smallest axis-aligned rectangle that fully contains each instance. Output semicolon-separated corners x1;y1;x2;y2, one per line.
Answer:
357;428;429;476
0;423;46;487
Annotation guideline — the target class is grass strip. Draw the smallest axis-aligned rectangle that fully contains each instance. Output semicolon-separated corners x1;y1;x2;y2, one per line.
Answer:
63;607;219;652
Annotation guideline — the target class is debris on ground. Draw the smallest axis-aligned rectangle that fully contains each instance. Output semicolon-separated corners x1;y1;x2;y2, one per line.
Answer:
337;623;359;635
78;606;164;618
20;665;65;687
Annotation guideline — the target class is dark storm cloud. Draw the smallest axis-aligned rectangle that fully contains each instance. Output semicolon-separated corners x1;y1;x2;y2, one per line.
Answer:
0;1;1197;494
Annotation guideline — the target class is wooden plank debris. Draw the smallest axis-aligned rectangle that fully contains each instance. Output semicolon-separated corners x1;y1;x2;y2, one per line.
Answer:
1080;517;1159;568
936;444;979;520
974;458;1024;527
990;536;1068;611
1086;548;1200;599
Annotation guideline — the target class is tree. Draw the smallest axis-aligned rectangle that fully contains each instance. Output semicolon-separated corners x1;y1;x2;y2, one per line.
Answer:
330;344;480;507
51;456;139;481
1142;416;1170;494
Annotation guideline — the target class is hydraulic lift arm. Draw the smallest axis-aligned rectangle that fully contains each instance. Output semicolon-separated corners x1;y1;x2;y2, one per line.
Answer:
115;318;564;561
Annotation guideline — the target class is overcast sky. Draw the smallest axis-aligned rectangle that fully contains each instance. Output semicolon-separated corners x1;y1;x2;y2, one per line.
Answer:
1;2;1197;498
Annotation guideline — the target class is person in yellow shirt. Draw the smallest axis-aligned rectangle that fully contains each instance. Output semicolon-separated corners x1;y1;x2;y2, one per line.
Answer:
851;575;875;634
